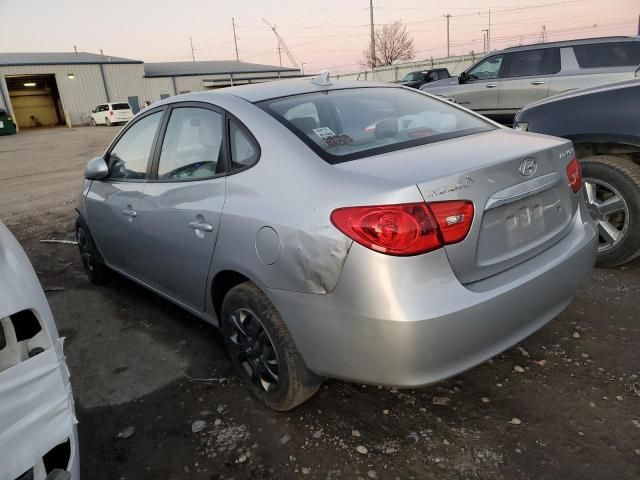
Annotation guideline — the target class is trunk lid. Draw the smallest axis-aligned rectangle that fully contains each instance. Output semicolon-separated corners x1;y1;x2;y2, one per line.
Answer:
334;129;578;284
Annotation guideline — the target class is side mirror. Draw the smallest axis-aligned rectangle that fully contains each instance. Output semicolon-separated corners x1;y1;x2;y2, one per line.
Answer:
458;72;467;84
85;156;109;180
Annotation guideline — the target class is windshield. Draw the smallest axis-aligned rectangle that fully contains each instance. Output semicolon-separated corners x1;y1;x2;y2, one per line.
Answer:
112;103;131;110
401;72;422;81
259;87;494;163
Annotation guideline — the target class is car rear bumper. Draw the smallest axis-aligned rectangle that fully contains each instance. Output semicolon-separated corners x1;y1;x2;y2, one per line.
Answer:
267;201;597;387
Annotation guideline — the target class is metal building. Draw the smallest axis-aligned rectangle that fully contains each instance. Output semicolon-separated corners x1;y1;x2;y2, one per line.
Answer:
0;52;300;130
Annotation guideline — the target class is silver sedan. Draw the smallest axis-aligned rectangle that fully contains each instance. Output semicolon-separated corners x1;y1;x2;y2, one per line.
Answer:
76;77;598;410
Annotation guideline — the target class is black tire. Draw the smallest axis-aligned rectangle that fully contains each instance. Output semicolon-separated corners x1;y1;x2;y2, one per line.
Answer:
221;282;322;411
90;117;96;126
581;155;640;267
105;117;112;126
76;221;110;285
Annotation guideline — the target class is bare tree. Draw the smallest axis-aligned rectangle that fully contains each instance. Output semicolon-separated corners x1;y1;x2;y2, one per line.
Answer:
361;21;416;68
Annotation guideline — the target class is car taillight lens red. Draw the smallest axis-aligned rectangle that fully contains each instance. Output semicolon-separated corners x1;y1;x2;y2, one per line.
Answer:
566;157;582;193
330;201;474;256
109;111;114;116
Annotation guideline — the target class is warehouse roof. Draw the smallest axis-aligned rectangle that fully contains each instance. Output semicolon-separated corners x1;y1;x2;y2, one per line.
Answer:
143;60;299;78
0;52;142;66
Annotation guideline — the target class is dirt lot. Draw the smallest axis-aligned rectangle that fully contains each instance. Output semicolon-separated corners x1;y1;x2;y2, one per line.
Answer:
1;127;639;480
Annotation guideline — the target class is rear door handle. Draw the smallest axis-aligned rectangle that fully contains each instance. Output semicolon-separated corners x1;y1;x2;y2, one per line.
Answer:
531;80;545;85
486;84;498;88
189;221;213;232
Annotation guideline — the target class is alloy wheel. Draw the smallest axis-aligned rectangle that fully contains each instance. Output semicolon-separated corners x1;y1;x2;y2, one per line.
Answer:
227;308;280;393
77;229;95;273
584;178;630;253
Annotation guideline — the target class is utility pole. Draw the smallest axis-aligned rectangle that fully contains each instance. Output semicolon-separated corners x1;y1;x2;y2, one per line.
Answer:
301;62;306;75
369;0;376;69
444;14;452;58
487;8;491;52
277;43;282;67
73;45;78;55
232;18;239;61
637;14;639;35
482;29;489;53
190;37;196;62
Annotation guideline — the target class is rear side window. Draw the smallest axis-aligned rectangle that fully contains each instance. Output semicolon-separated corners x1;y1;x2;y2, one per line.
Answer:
260;87;494;163
229;120;259;170
504;48;559;77
108;111;162;180
111;103;131;110
573;42;640;68
157;107;223;180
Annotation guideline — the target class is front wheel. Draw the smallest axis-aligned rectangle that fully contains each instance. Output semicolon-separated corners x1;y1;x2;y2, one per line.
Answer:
90;117;96;126
581;155;640;267
221;282;322;411
76;222;110;284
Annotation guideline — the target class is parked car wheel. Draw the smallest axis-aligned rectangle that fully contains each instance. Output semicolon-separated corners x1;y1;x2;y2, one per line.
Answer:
105;117;112;127
581;155;640;267
76;221;110;284
90;117;96;126
221;282;322;411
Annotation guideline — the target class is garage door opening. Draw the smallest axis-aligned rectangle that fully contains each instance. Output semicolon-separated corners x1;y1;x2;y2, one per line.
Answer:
6;74;64;129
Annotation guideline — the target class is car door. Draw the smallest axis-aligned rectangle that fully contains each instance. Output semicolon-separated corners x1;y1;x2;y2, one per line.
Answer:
452;54;505;115
134;103;228;310
84;109;164;276
91;105;102;124
497;48;558;121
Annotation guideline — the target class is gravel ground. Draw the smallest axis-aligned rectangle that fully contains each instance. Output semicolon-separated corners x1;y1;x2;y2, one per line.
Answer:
2;127;639;479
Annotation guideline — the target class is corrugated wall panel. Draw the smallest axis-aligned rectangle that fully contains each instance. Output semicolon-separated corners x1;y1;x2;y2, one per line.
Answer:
146;78;175;101
0;64;107;126
103;63;153;106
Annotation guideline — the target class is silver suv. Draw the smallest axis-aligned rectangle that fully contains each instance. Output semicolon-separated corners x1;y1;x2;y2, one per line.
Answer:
421;36;640;123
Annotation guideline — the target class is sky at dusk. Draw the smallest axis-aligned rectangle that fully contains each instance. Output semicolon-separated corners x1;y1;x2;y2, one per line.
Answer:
0;0;638;73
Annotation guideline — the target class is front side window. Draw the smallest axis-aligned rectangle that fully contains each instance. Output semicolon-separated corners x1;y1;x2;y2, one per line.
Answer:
573;42;640;68
108;111;162;180
505;49;558;77
402;72;421;82
229;120;259;170
157;107;223;180
467;55;504;80
260;87;494;163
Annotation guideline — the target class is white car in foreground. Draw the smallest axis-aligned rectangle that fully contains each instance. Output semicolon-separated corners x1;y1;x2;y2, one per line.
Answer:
0;223;79;480
90;102;133;126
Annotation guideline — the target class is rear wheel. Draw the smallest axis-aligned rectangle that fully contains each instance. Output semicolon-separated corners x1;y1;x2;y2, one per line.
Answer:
76;221;110;284
581;155;640;267
105;117;112;126
221;282;322;411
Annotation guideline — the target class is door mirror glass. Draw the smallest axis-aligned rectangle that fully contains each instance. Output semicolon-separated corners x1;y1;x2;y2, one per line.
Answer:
85;156;109;180
458;72;467;84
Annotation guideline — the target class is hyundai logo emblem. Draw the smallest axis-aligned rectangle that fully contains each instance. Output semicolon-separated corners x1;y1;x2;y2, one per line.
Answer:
519;158;537;176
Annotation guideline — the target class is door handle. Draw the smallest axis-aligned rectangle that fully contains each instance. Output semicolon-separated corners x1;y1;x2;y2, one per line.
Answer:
531;80;545;85
486;84;498;88
189;221;213;232
121;208;137;218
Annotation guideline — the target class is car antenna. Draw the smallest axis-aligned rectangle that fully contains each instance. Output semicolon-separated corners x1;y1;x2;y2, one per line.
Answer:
311;71;332;87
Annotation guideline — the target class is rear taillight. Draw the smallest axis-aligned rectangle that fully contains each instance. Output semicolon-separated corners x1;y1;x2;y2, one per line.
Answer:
330;201;474;256
566;157;582;193
109;110;114;116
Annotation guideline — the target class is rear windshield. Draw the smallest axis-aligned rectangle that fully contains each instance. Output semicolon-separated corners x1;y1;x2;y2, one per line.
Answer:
259;87;494;163
111;103;131;110
573;42;640;68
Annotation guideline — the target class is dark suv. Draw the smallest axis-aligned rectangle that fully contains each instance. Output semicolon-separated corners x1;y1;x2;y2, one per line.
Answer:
397;68;450;89
514;78;640;267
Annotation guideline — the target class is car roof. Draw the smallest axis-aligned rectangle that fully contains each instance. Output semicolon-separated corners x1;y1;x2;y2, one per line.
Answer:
218;78;396;103
499;35;639;53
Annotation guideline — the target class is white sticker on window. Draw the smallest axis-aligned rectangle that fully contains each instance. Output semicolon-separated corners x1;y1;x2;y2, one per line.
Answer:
313;127;335;139
0;121;4;128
